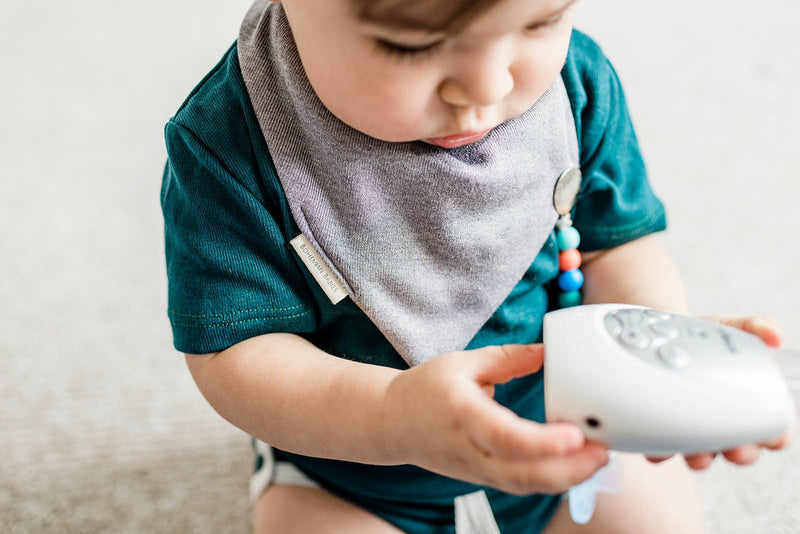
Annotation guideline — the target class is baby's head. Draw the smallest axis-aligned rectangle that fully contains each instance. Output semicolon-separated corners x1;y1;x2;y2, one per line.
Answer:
277;0;576;146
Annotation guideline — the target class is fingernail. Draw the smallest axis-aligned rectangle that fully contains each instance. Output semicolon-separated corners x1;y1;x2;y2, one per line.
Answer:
743;317;782;347
753;317;780;334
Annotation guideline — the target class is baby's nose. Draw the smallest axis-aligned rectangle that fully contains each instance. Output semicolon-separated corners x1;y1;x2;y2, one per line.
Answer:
438;40;515;107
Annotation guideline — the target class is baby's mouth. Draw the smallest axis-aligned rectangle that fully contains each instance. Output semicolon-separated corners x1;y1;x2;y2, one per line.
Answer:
424;129;492;149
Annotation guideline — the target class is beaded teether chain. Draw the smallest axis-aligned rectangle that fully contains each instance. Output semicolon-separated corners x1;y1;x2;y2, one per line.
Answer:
553;168;583;308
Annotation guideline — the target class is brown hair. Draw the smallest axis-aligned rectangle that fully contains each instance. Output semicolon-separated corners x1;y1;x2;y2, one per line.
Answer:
353;0;502;32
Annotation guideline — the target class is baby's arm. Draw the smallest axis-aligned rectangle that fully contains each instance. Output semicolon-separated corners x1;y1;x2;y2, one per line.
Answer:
581;234;793;467
581;234;687;314
186;333;398;464
185;332;609;495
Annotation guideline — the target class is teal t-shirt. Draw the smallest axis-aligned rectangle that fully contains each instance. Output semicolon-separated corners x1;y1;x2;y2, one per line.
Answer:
161;30;666;531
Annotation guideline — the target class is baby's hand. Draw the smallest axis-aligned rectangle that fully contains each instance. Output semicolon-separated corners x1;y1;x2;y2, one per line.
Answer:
381;344;609;495
648;314;794;470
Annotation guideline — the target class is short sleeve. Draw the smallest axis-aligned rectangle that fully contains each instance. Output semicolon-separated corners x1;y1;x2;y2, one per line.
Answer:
561;31;667;252
161;121;315;354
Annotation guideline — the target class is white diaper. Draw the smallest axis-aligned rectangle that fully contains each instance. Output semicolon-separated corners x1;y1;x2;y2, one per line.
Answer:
249;439;503;533
250;439;320;501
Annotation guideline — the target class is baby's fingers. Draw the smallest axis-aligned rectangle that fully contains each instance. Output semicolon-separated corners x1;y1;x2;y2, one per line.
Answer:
684;452;717;470
468;343;546;386
761;430;793;450
482;443;609;495
703;315;783;347
721;445;760;465
463;397;584;460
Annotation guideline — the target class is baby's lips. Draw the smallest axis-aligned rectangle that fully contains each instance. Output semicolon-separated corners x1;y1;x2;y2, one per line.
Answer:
424;129;491;148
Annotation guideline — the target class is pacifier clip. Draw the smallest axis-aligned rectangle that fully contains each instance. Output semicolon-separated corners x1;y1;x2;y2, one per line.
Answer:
553;168;584;308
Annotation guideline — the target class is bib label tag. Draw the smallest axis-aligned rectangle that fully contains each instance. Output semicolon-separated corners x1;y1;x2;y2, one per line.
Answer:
454;490;501;534
290;234;348;305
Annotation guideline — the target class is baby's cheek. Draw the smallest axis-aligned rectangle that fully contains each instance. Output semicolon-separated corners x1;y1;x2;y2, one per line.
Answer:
512;27;572;100
514;58;564;102
364;106;429;142
351;81;437;142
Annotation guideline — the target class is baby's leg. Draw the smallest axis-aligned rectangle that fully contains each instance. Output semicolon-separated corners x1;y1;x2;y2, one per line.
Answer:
541;453;705;534
254;484;403;533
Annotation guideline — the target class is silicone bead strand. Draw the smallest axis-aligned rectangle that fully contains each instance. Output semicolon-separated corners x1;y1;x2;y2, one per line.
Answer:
556;225;583;308
559;249;582;271
556;226;581;251
558;290;583;308
558;269;584;291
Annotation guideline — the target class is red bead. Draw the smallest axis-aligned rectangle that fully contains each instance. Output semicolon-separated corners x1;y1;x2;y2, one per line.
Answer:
559;249;582;271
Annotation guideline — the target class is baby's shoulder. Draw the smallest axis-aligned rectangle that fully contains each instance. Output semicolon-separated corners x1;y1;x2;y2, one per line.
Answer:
561;30;629;150
166;43;266;177
561;30;617;101
566;30;609;66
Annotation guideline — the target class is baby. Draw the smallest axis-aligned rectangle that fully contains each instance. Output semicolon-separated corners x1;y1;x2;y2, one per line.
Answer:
161;0;793;532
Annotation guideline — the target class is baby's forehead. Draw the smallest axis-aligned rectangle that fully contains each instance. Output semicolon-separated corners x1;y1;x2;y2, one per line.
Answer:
352;0;498;33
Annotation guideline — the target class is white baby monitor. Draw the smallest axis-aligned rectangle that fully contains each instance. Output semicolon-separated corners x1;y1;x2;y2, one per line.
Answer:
543;304;796;456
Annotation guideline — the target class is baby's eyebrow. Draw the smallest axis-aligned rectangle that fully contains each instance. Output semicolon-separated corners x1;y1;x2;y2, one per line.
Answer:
361;0;578;38
528;0;578;26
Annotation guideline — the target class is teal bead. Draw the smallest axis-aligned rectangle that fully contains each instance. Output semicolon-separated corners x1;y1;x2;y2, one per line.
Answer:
557;227;581;251
558;269;584;291
558;290;583;308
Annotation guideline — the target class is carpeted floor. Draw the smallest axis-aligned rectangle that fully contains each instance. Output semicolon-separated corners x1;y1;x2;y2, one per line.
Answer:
2;0;798;532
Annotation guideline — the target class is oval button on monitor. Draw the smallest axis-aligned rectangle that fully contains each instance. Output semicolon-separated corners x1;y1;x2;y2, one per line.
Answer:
650;321;680;339
657;344;691;370
619;329;650;350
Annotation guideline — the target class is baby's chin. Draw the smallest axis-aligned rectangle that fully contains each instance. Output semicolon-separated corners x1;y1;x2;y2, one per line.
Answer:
341;105;520;145
352;124;435;145
319;102;425;144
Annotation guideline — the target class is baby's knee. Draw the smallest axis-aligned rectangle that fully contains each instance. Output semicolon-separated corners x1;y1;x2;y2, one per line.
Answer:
253;484;402;534
544;453;705;534
594;453;704;534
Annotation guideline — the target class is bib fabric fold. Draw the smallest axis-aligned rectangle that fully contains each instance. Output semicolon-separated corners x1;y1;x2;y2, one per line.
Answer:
238;1;579;366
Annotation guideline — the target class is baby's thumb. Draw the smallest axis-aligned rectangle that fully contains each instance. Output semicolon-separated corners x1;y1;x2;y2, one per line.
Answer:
471;343;545;385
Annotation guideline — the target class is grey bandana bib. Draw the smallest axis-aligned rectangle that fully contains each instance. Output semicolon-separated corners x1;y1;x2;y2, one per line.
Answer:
238;1;579;366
